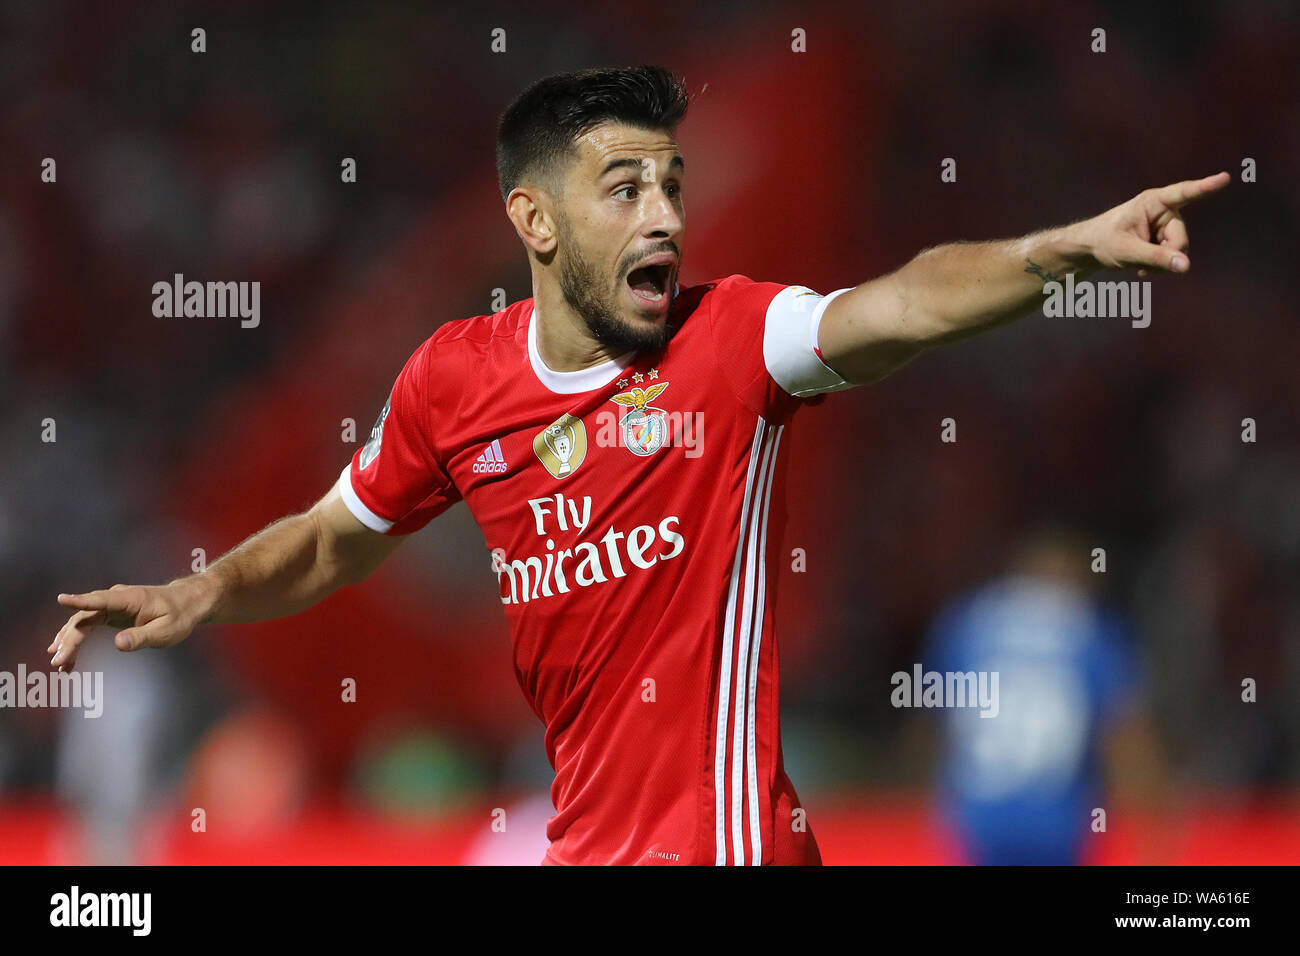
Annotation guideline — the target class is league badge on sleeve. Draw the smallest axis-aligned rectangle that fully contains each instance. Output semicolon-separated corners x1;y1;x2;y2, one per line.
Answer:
608;382;670;456
359;395;391;470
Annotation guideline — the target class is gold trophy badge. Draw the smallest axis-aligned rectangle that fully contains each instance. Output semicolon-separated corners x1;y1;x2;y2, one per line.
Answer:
533;413;587;479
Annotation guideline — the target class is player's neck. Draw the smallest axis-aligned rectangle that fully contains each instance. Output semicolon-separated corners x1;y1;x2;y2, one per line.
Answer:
531;281;630;372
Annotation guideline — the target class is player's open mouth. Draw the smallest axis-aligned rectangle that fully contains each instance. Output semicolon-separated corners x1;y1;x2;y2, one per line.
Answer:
626;260;674;308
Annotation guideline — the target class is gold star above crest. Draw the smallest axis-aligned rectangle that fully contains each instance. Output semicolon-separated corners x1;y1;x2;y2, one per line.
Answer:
617;379;629;388
632;371;645;383
647;367;659;379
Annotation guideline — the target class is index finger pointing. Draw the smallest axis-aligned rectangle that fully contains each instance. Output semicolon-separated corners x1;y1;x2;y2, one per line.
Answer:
1155;171;1230;208
57;590;125;612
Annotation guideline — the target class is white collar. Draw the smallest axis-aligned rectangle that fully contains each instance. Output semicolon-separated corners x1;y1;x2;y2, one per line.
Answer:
527;302;635;394
525;284;680;394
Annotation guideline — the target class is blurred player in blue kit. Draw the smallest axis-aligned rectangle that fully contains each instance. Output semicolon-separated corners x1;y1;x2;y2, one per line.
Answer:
924;526;1167;865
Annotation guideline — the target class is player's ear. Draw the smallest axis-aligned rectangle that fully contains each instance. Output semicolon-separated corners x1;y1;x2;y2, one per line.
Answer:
506;186;557;256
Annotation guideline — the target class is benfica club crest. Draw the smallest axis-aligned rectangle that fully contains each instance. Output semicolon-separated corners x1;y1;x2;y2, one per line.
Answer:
608;381;670;456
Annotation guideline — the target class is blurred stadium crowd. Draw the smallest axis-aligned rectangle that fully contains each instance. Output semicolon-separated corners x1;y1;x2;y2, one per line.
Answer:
0;0;1296;863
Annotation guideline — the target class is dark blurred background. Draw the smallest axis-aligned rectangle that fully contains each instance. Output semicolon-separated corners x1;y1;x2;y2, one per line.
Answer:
1;0;1297;863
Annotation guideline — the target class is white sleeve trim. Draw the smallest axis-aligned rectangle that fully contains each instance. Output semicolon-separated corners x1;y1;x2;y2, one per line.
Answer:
762;285;856;397
336;464;394;533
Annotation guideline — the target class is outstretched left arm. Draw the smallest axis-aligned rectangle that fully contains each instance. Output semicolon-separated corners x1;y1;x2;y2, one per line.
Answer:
817;171;1230;384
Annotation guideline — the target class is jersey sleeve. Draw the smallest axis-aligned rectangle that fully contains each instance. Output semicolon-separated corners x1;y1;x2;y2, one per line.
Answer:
335;339;461;535
705;274;856;421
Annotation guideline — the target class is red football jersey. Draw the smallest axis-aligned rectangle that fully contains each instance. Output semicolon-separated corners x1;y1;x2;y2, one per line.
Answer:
338;274;853;865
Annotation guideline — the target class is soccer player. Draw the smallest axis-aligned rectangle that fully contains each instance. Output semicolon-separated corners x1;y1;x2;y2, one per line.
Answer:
49;66;1227;865
922;527;1160;864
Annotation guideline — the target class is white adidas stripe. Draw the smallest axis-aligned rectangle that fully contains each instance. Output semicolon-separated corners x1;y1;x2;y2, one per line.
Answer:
715;419;766;865
715;417;781;866
730;425;777;863
476;439;506;465
746;424;783;865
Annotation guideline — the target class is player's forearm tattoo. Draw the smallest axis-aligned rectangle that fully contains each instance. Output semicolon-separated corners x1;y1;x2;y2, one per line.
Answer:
1023;257;1064;286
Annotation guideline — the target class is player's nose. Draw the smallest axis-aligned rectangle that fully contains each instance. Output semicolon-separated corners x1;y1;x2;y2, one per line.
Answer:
643;189;683;241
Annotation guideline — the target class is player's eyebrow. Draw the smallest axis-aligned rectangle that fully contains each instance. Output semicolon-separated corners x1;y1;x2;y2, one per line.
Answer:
599;155;685;178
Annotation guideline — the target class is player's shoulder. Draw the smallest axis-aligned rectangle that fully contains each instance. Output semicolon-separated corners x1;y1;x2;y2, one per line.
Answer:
688;273;789;303
675;275;826;350
668;275;774;333
680;273;814;322
425;297;528;350
406;298;531;371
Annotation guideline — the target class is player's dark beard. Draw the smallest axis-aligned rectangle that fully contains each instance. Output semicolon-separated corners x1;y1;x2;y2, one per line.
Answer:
557;219;674;354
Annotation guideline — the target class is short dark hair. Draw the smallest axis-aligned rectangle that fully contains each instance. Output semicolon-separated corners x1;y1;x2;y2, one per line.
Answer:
496;65;690;201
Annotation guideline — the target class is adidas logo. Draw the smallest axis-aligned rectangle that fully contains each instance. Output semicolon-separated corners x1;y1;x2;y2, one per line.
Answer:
472;439;509;474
